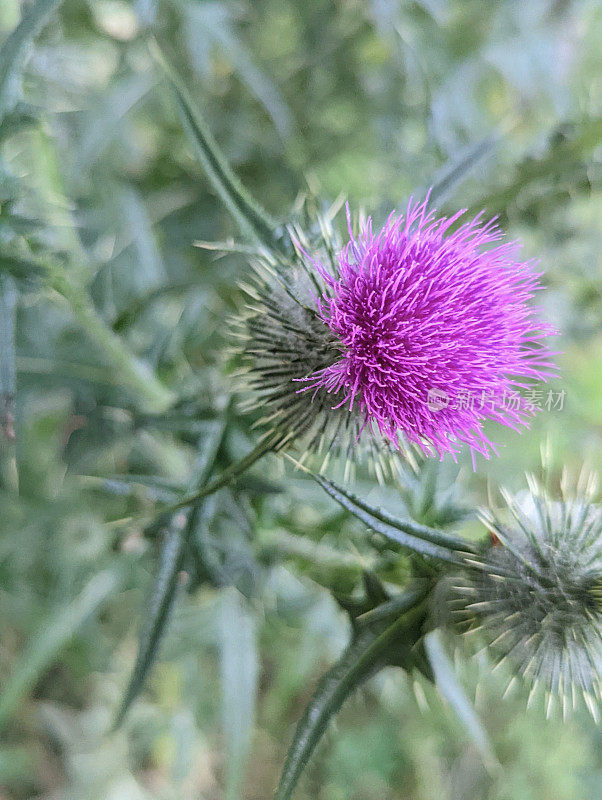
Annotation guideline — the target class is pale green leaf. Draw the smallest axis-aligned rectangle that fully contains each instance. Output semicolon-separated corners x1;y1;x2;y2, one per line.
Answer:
219;588;259;800
424;630;500;774
0;0;64;122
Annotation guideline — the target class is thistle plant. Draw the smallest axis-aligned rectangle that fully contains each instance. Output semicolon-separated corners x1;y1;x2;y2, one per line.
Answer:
3;7;601;800
274;466;601;798
66;46;599;800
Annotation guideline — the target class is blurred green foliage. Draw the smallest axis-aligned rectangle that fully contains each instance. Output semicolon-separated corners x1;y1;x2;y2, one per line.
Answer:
0;0;601;798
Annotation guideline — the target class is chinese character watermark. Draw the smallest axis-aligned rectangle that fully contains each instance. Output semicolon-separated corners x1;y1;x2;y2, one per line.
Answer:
427;388;566;413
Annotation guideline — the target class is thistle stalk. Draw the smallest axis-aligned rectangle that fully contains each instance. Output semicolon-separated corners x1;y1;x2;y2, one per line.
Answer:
167;430;280;512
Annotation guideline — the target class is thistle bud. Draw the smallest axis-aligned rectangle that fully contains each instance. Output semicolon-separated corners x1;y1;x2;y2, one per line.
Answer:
445;474;602;718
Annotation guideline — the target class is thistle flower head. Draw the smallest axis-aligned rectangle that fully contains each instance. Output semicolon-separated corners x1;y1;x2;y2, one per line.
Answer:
303;199;557;460
447;473;602;718
237;198;557;466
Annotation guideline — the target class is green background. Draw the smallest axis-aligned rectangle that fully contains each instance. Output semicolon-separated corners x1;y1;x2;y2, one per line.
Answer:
0;0;601;798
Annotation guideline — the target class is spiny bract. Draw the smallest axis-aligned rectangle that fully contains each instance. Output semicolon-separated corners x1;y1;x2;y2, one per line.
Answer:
237;197;557;466
448;474;602;718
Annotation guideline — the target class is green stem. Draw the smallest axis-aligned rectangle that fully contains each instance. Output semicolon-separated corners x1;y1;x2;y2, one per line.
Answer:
45;260;175;413
355;585;428;626
166;432;278;513
275;593;428;800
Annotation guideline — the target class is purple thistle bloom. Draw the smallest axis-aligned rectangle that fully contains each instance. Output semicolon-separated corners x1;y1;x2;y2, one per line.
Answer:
299;198;558;460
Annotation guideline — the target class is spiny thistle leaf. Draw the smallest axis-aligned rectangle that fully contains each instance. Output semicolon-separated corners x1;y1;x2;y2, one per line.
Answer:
275;588;427;800
152;41;287;254
306;469;475;563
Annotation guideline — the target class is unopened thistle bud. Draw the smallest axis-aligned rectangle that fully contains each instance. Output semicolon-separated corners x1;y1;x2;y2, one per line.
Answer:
236;198;557;464
446;474;602;718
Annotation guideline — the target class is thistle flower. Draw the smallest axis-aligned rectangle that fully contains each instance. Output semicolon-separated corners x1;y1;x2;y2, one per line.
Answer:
238;198;557;464
447;473;602;718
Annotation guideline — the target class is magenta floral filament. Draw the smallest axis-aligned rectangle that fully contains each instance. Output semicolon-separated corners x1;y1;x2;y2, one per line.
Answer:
240;197;558;463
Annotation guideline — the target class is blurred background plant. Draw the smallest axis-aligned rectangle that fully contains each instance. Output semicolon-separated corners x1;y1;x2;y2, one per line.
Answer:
0;0;601;798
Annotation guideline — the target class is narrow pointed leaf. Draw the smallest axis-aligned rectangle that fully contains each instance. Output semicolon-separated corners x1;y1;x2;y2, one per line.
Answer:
424;630;499;773
114;522;186;728
115;418;227;725
311;472;470;563
0;569;120;730
276;592;424;800
152;41;286;253
0;0;64;122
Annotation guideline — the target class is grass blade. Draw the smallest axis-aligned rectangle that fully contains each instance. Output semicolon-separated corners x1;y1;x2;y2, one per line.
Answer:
0;569;120;730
